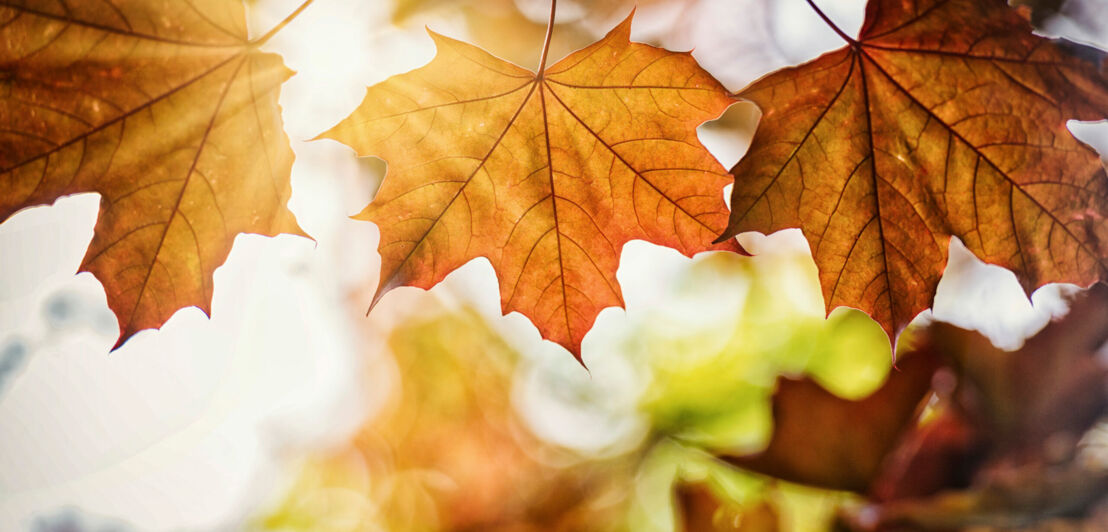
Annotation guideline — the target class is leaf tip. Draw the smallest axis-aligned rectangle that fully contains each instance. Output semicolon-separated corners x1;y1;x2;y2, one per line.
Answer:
367;290;387;316
424;26;455;48
717;236;751;256
368;269;408;316
712;228;739;247
310;121;343;144
562;338;588;369
109;333;129;352
573;354;591;373
608;7;636;42
283;218;313;242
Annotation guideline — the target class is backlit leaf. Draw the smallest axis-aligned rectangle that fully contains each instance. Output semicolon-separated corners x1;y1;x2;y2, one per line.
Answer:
0;0;307;348
320;12;741;359
720;0;1108;343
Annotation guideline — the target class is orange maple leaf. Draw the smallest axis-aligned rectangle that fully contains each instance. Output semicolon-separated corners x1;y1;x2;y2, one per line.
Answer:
321;12;741;358
719;0;1108;343
0;0;308;348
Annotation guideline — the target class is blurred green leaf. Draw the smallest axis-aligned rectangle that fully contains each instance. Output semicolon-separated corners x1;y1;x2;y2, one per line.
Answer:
639;250;894;452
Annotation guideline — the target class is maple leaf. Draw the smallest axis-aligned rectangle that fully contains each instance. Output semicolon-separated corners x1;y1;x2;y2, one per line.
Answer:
849;286;1108;529
0;0;308;348
723;348;940;493
719;0;1108;343
320;11;741;358
723;286;1108;529
926;285;1108;459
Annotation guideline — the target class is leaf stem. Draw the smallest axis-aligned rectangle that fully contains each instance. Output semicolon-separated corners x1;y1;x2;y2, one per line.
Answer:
252;0;316;46
537;0;557;77
805;0;856;45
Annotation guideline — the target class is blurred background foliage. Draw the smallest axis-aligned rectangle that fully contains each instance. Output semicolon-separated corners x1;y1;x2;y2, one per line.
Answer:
256;249;1108;532
3;0;1106;531
251;2;1108;531
258;246;889;532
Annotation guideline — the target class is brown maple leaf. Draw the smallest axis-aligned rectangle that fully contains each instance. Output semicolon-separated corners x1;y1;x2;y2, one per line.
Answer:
846;286;1108;530
320;11;741;358
719;0;1108;343
0;0;308;348
720;286;1108;529
722;348;940;493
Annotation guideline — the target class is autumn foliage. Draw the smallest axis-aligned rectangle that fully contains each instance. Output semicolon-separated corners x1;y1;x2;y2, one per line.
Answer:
0;0;306;348
3;0;1105;355
721;0;1108;343
319;13;740;357
2;0;1108;529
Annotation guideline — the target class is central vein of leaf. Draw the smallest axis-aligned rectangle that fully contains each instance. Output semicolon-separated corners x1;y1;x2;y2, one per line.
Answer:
538;80;572;337
127;55;250;327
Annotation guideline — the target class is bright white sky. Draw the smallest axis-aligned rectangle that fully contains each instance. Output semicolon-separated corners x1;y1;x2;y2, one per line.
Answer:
0;0;1105;530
